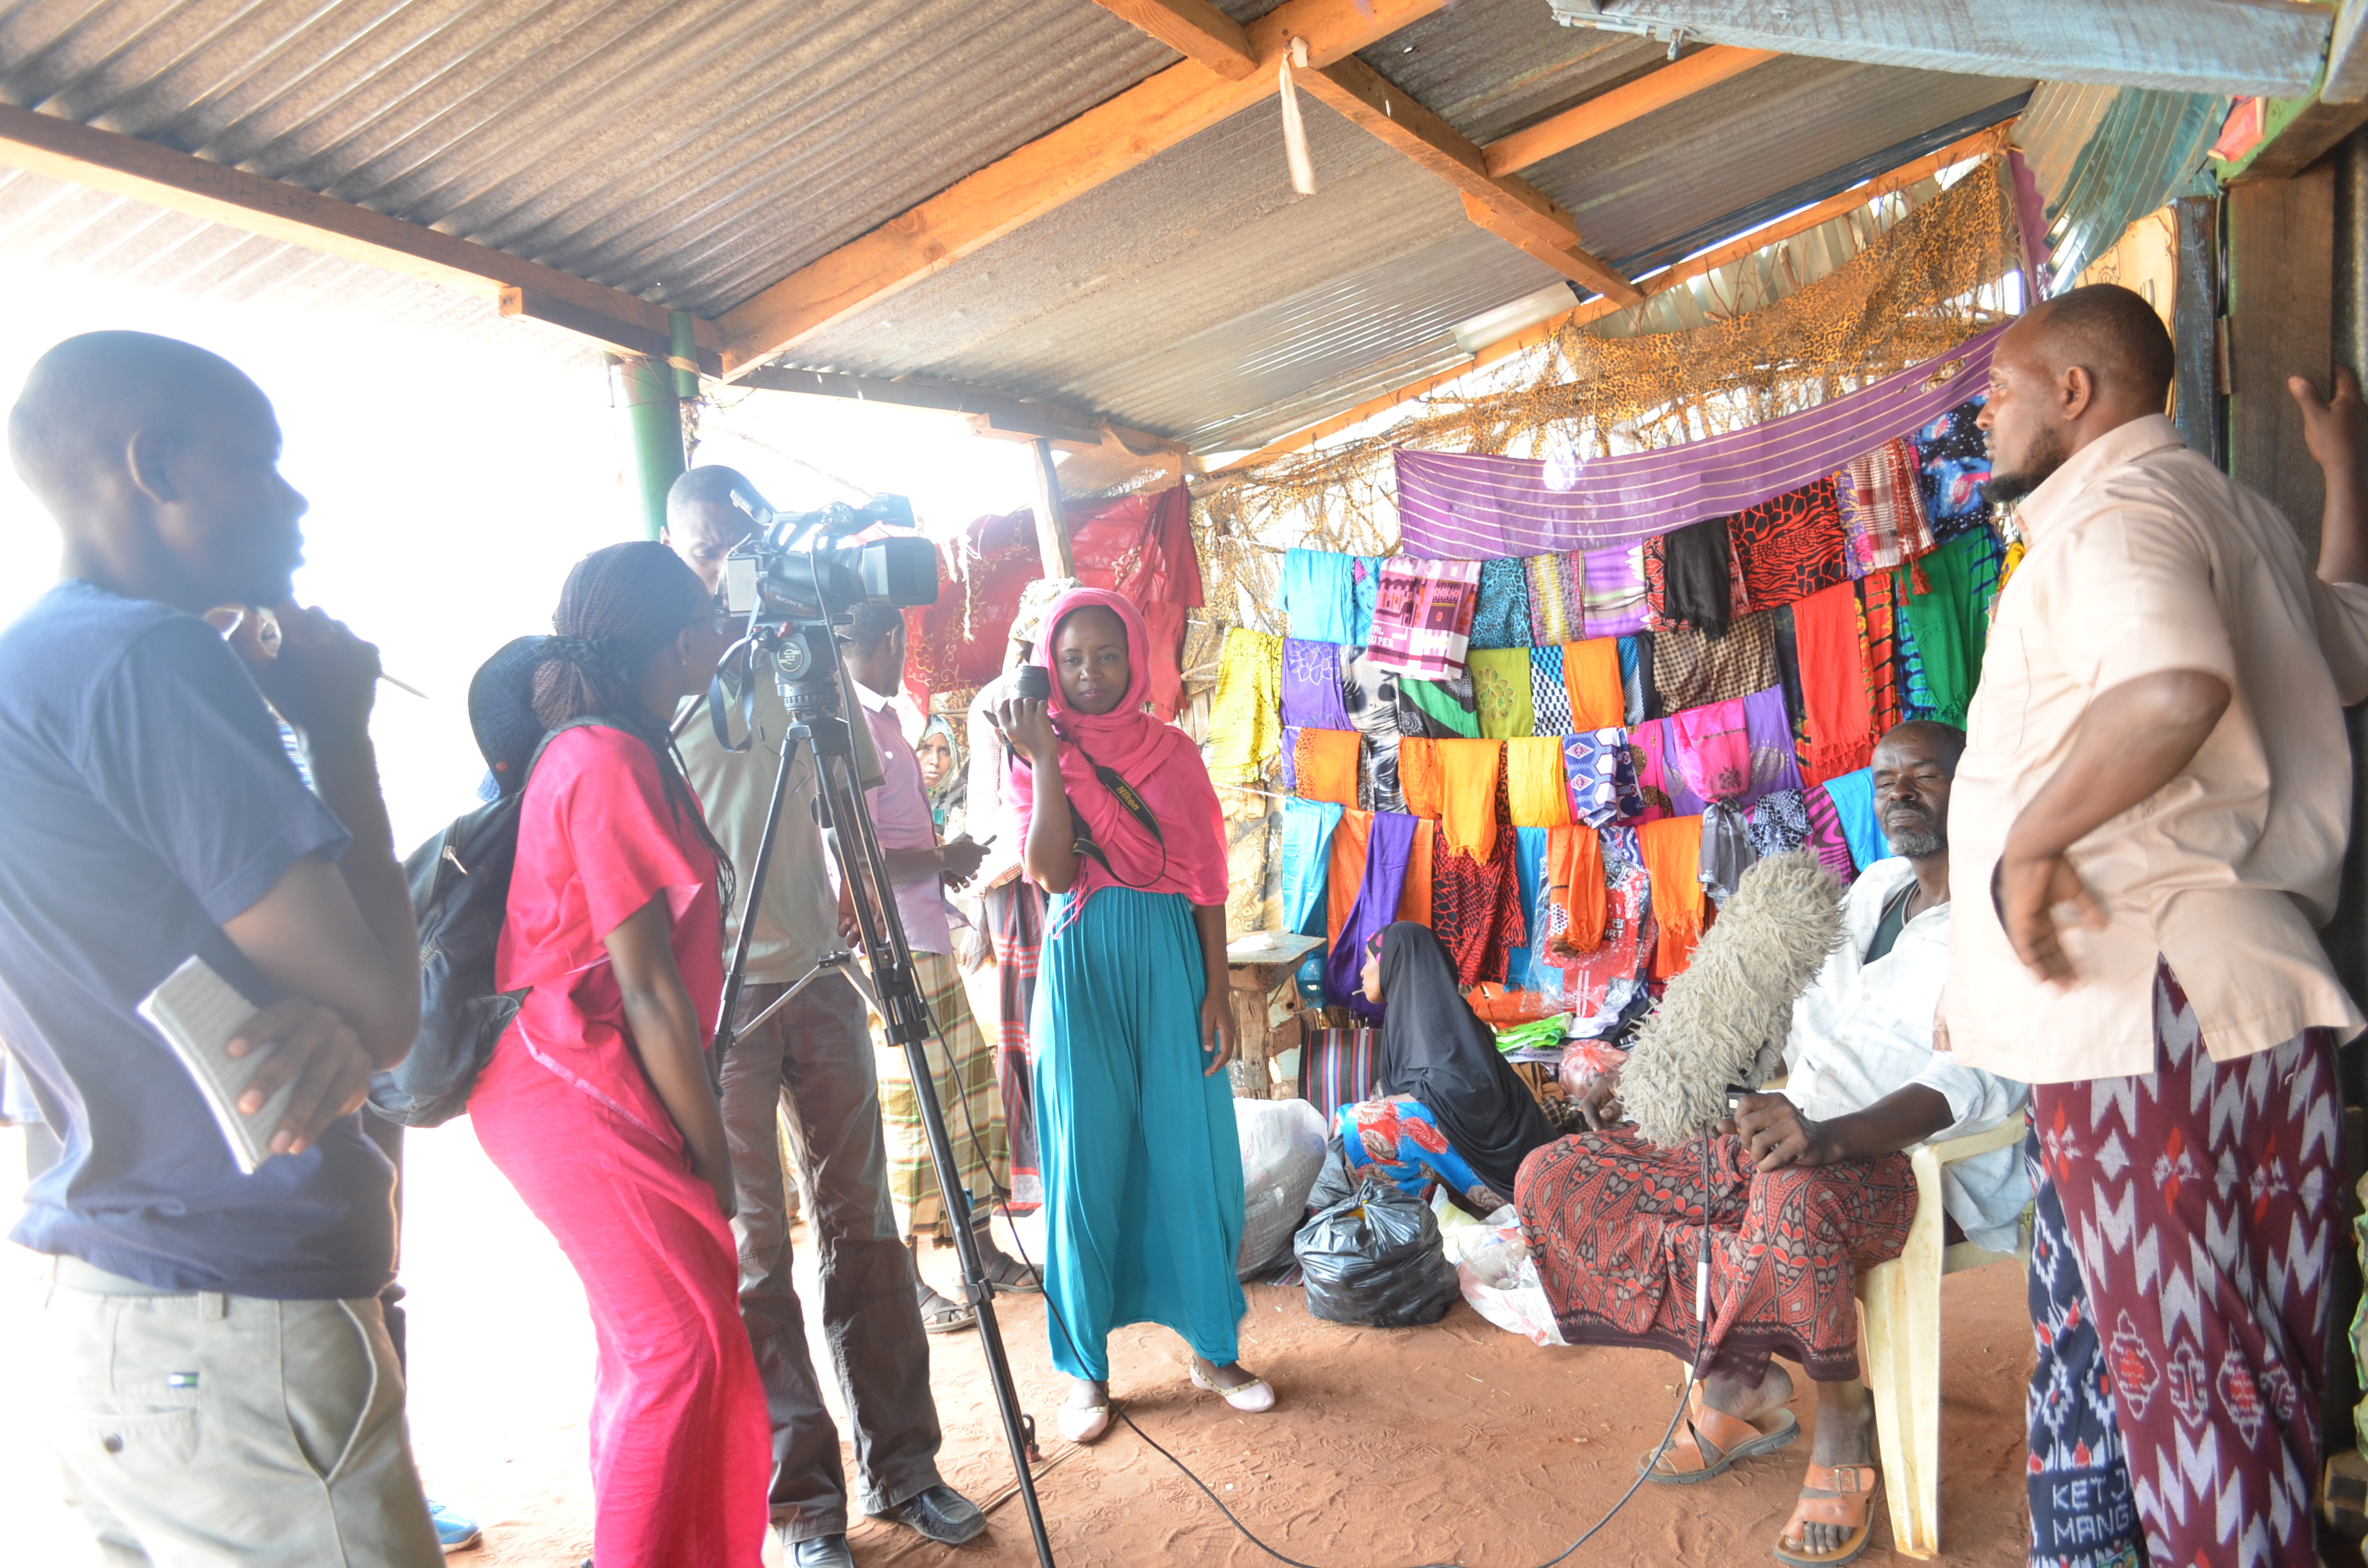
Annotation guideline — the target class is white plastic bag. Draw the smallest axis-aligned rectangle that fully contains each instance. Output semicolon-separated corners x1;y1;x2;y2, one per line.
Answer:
1237;1097;1328;1278
1433;1193;1567;1347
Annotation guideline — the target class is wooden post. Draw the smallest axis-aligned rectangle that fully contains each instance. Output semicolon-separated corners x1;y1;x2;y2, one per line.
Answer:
2172;196;2224;469
1028;437;1074;578
2226;165;2336;555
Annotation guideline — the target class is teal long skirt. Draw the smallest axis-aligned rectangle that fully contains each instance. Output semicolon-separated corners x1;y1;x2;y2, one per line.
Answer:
1032;886;1246;1380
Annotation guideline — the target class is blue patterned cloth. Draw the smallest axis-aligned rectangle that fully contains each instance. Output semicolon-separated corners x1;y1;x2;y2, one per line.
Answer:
1468;558;1533;649
1563;729;1645;828
1335;1097;1502;1213
1529;645;1573;733
1615;635;1645;724
1819;767;1890;870
1502;826;1550;990
1282;799;1344;936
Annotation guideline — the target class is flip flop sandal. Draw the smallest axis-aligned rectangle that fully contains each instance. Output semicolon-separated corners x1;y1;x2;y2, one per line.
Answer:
916;1284;977;1335
1637;1386;1800;1483
1772;1463;1881;1567
977;1250;1044;1294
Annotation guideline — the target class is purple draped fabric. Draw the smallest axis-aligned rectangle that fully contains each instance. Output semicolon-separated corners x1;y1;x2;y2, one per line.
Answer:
1394;324;2008;559
1281;638;1352;730
1802;782;1858;886
1741;685;1803;804
1328;810;1418;1017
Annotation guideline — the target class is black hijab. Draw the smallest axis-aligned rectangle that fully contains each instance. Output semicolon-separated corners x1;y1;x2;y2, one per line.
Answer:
1372;922;1556;1203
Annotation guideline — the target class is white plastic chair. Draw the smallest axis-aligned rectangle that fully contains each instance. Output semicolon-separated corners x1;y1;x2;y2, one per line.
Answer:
1855;1114;2030;1558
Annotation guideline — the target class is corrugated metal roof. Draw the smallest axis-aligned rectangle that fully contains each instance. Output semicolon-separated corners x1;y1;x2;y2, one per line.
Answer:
2010;81;2120;197
2036;86;2225;289
1353;1;1673;147
0;0;1178;316
1524;53;2034;261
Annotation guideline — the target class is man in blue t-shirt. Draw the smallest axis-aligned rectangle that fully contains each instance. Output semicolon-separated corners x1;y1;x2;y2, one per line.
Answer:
0;331;440;1567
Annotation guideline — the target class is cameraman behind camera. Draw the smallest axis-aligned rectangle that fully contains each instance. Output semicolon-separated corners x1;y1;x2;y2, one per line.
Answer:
666;466;986;1568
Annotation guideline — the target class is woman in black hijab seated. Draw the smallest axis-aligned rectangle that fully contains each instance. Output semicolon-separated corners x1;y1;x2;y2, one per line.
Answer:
1333;923;1557;1216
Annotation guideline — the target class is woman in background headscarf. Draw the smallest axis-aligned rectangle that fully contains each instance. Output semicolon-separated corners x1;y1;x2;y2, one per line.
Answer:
916;714;969;842
1336;923;1556;1216
994;587;1274;1445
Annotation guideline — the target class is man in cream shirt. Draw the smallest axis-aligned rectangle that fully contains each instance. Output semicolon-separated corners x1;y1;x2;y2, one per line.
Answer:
1944;283;2368;1568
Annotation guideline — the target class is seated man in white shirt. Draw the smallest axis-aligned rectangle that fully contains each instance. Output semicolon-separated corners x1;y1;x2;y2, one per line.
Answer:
1518;721;2028;1568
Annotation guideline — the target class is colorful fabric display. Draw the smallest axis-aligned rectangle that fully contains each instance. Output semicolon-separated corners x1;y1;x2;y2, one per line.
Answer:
1328;812;1418;1015
1540;828;1654;1033
1206;627;1282;785
1367;556;1481;678
1529;646;1574;733
1839;436;1937;578
1299;1025;1378;1125
1349;556;1383;644
1397;736;1442;821
1432;827;1526;987
1563;637;1625;731
1390;324;2007;558
1668;698;1752;804
1281;549;1360;643
1698;802;1757;905
1645;719;1709;817
1503;827;1554;990
1279;725;1297;791
1791;580;1875;783
1745;788;1809;858
1401;819;1436;924
1626;721;1676;822
1435;737;1504;861
1859;572;1902;734
1342;649;1404;815
1914;394;1992;535
1504;736;1574;828
1802;783;1857;885
1397;671;1481;738
1616;635;1647;724
1893;532;1989;726
1647;517;1735;637
1326;808;1373;946
1525;551;1586;644
1639;815;1707;980
1581;544;1650;637
1819;767;1890;869
1294;728;1361;808
1729;476;1846;612
1469;558;1533;649
1281;799;1344;936
1564;730;1645;828
1468;648;1534;739
1650;612;1780;715
1545;822;1607;952
1740;686;1803;803
1280;638;1351;730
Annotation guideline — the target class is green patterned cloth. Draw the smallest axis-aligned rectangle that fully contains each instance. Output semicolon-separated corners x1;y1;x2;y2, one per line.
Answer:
1467;647;1535;739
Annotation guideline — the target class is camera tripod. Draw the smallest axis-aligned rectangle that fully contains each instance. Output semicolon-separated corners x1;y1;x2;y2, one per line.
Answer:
709;623;1057;1568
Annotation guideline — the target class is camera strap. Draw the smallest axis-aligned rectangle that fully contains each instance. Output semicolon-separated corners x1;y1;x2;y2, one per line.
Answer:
1065;741;1164;883
708;639;759;754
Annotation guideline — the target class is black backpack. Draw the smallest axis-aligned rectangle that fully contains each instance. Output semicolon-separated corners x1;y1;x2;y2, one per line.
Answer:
368;717;619;1127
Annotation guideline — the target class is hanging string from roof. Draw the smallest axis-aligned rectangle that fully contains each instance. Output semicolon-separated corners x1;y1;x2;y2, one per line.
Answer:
1279;36;1317;197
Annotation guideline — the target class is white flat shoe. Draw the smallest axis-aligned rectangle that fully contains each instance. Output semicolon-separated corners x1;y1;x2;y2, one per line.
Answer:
1188;1364;1277;1413
1058;1403;1112;1444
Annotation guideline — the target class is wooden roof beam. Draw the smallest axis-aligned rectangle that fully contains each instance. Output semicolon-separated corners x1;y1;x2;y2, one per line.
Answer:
1085;1;1258;79
736;364;1183;458
715;0;1450;376
0;103;723;368
1482;45;1780;176
1294;54;1643;302
1214;122;2014;471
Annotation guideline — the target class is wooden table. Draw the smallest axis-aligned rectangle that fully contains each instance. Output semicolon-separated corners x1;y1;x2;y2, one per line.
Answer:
1223;932;1325;1100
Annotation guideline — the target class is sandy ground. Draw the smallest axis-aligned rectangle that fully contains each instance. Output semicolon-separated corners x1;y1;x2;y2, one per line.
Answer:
0;1104;2041;1568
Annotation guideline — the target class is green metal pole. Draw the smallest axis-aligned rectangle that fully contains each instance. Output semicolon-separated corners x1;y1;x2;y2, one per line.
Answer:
669;310;700;400
613;349;684;540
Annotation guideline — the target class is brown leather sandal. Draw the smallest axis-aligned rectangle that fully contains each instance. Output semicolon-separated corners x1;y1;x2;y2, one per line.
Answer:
1637;1385;1800;1483
1772;1462;1881;1567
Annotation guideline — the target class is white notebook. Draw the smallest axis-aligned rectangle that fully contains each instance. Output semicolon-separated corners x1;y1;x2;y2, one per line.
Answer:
138;955;293;1175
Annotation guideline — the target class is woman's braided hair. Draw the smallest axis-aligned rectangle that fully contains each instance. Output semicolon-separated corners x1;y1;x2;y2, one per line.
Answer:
533;541;733;903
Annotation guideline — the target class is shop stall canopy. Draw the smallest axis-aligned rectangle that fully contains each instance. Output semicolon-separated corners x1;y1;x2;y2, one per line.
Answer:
0;0;2348;473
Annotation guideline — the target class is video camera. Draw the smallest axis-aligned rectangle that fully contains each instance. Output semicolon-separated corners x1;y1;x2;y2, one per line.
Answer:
715;494;940;717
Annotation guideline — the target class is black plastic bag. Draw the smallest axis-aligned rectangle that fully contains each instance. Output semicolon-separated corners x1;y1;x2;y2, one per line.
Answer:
1293;1161;1461;1328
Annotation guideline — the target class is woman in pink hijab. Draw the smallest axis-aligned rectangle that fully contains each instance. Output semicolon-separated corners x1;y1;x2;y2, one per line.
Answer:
995;588;1276;1443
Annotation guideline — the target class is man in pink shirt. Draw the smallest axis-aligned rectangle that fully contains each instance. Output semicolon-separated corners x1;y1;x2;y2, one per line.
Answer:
838;602;1035;1330
1946;282;2368;1567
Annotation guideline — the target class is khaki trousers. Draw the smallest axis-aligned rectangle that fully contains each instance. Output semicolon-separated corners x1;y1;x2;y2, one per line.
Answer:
35;1258;441;1568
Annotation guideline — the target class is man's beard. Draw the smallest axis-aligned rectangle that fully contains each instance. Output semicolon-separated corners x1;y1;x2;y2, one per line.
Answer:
1984;424;2069;505
1884;810;1945;860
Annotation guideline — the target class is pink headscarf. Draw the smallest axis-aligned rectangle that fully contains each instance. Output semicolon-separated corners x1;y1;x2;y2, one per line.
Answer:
1005;587;1229;915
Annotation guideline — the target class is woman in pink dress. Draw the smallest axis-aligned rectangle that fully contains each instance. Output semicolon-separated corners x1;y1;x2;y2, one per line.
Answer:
470;541;768;1565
